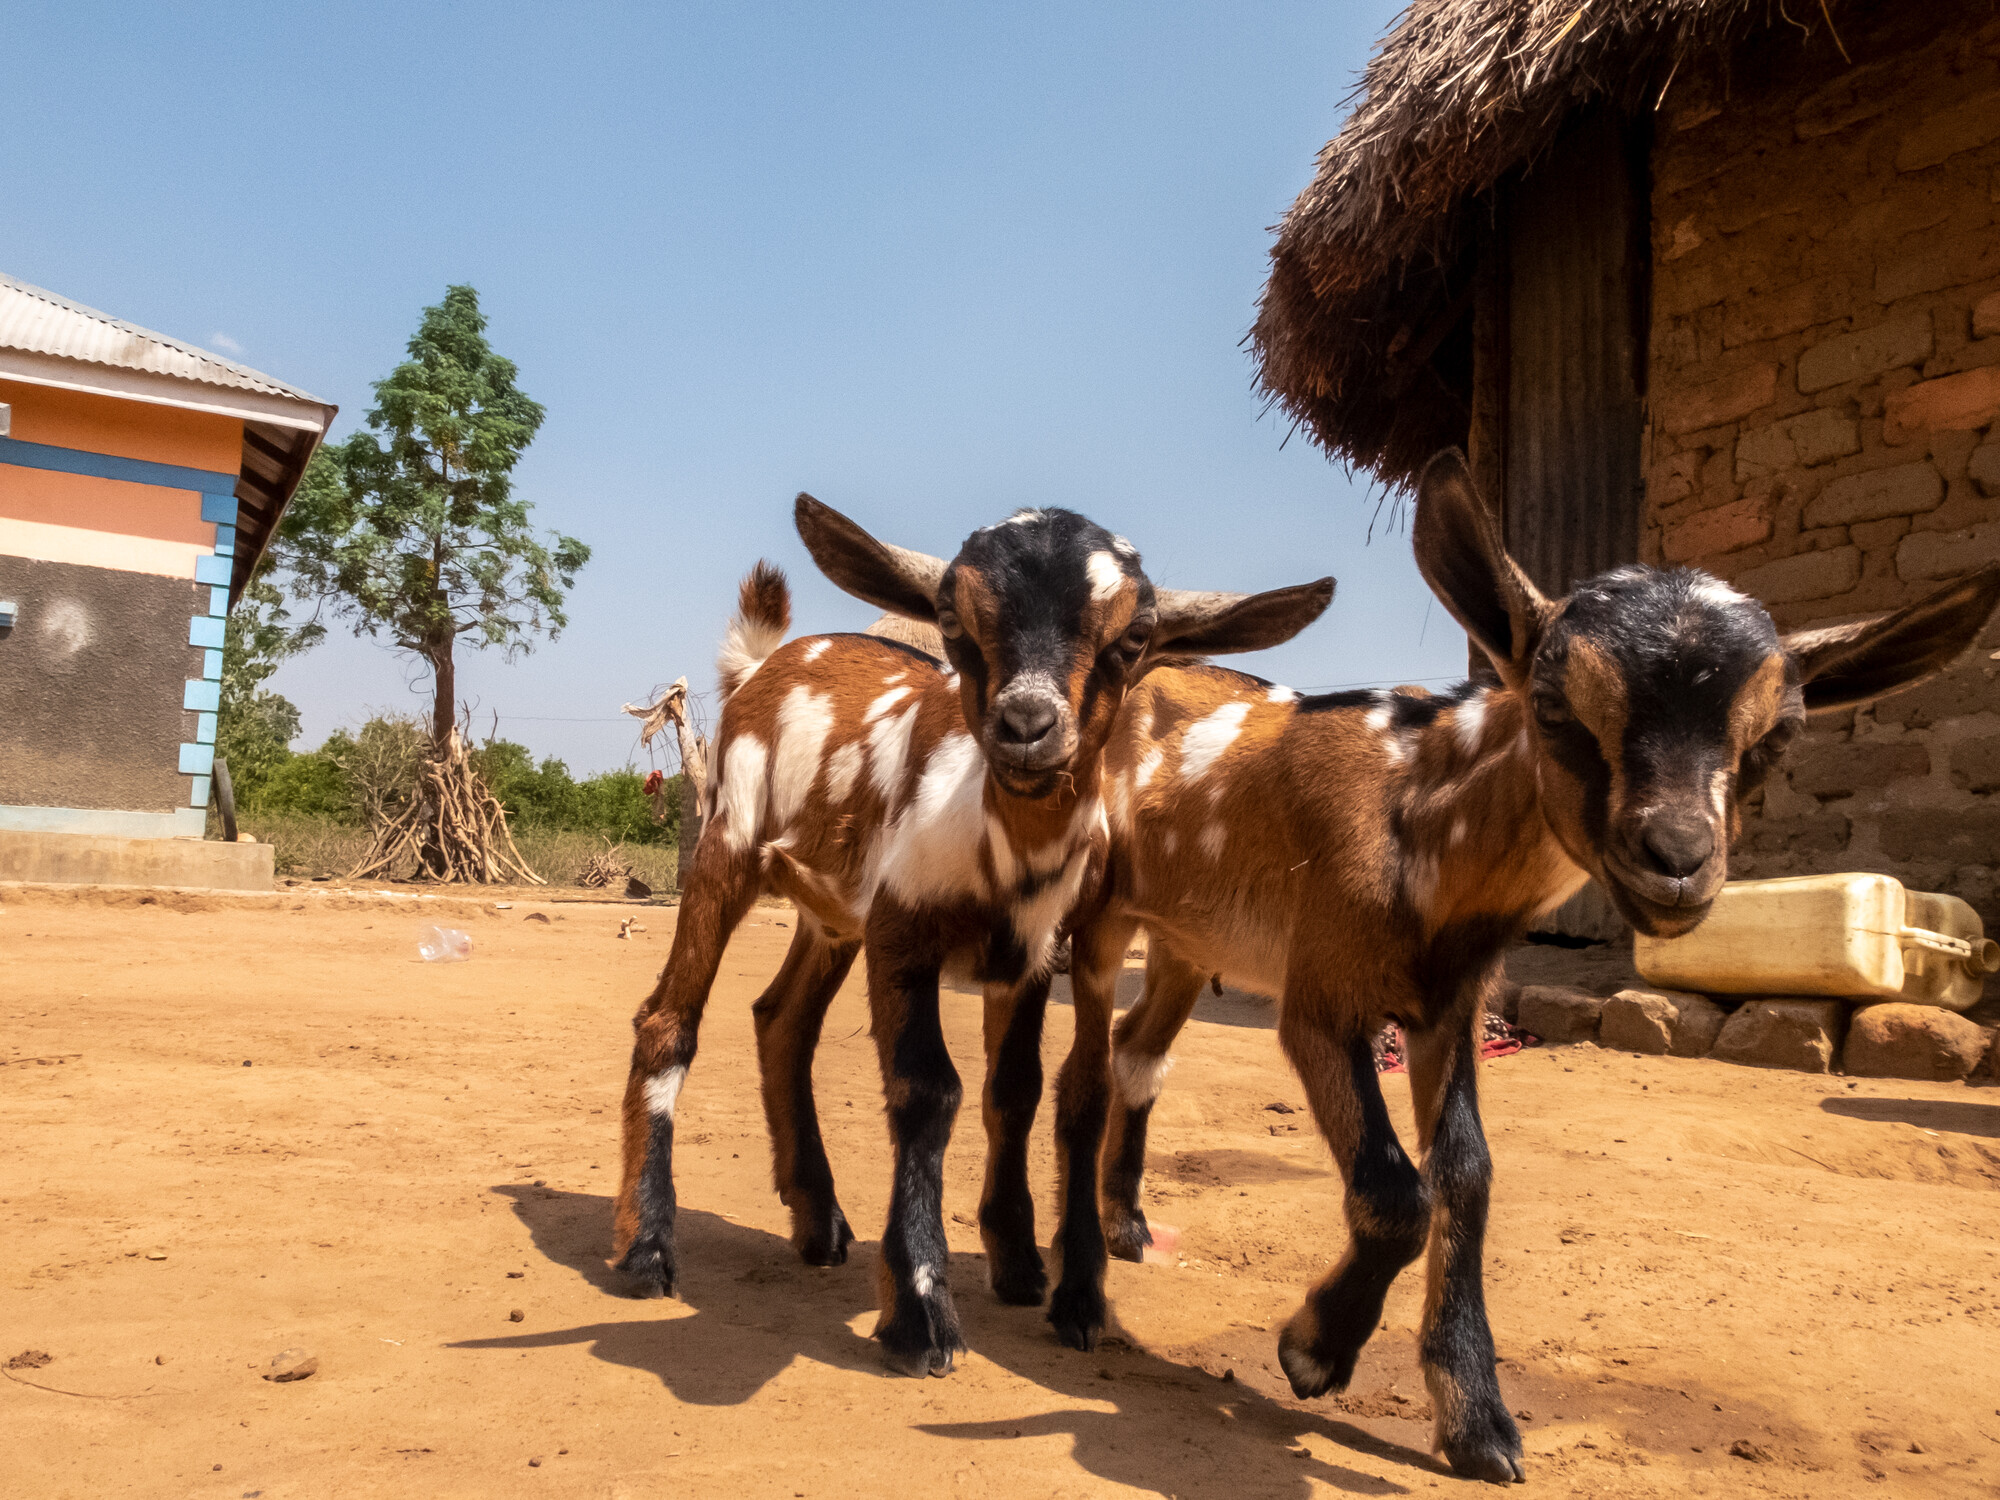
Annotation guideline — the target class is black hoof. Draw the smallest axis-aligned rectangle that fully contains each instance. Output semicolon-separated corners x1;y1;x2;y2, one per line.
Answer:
1437;1393;1526;1484
1047;1280;1106;1352
1275;1322;1358;1401
875;1305;965;1378
1101;1210;1152;1264
793;1204;855;1267
613;1236;677;1300
988;1250;1048;1307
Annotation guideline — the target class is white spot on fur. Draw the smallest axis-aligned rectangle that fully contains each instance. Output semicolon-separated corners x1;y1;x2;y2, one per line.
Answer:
1087;550;1125;601
1199;822;1226;859
1710;766;1732;820
1001;509;1045;528
864;685;914;723
986;812;1021;889
1110;534;1137;559
1162;827;1178;855
913;1263;936;1298
825;741;864;804
1180;701;1252;782
716;732;769;852
1011;840;1094;972
1113;1050;1175;1106
770;686;835;828
1267;684;1297;704
644;1065;687;1118
866;702;922;805
1453;691;1488;754
878;731;989;905
1364;706;1392;735
801;638;831;663
1690;577;1751;610
884;672;905;684
1134;747;1165;788
1450;818;1468;847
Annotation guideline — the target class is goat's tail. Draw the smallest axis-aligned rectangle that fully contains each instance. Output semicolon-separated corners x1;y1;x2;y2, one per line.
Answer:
717;560;791;702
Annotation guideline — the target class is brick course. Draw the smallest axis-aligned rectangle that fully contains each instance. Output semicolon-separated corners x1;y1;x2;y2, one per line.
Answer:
1643;8;2000;923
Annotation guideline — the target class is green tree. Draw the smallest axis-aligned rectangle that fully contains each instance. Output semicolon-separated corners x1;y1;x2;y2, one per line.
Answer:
215;570;323;803
280;285;589;743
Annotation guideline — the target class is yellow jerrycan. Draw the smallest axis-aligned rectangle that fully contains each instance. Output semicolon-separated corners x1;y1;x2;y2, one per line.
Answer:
1633;873;2000;1011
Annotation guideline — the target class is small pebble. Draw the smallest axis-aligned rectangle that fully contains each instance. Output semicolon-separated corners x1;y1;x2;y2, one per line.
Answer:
507;1271;524;1279
509;1309;525;1322
145;1251;167;1261
264;1348;318;1382
243;1060;252;1067
155;1355;166;1366
528;1456;543;1468
1221;1368;1235;1383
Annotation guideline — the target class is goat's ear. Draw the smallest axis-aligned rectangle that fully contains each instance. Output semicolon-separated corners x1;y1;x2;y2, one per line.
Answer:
1151;577;1336;658
794;493;947;621
1412;447;1549;680
1783;564;2000;712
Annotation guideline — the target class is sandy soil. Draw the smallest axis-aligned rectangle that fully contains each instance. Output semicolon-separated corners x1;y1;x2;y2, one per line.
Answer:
4;884;1997;1499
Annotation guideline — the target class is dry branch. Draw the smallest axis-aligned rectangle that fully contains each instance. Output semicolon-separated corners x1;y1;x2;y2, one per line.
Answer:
347;728;544;885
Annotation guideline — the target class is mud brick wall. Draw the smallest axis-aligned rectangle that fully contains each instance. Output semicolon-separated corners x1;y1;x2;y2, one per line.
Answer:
1642;8;2000;922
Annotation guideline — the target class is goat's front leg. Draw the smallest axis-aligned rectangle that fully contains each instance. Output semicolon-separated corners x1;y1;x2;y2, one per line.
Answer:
752;924;861;1267
1404;992;1524;1485
612;837;760;1297
1099;938;1205;1262
1044;911;1136;1347
1274;1002;1431;1401
978;976;1050;1307
868;912;966;1376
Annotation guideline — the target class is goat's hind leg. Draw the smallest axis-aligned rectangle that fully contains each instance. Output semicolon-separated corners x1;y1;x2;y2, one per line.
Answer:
611;838;760;1298
978;977;1051;1308
1404;993;1524;1484
1099;940;1204;1262
1274;1007;1430;1401
753;924;861;1266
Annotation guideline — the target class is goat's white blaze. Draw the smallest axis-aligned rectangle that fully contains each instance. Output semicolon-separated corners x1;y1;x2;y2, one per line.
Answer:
644;1065;687;1118
864;685;914;723
1086;550;1125;601
1180;700;1252;782
770;685;835;828
716;733;770;852
1113;1049;1174;1106
801;638;831;663
825;740;865;805
879;731;989;904
866;701;922;805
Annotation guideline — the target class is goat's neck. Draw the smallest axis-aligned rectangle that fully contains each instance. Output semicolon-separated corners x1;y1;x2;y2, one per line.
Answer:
983;744;1105;859
1392;685;1589;932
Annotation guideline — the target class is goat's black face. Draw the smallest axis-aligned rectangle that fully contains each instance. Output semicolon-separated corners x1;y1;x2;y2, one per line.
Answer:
1528;568;1796;938
941;509;1152;799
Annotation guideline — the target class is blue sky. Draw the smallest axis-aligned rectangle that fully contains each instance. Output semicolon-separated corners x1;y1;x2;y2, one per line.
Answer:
4;1;1467;775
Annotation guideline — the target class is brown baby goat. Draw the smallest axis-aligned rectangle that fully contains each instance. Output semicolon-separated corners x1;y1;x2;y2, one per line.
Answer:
1061;449;2000;1483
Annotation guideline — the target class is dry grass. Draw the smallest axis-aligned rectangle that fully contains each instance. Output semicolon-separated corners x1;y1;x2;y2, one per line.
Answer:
235;814;680;892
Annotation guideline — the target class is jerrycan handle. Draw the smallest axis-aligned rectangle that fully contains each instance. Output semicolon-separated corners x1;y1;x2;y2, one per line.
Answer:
1898;925;2000;978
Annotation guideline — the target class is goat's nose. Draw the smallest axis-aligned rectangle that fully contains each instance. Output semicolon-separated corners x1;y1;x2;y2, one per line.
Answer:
1638;814;1714;879
997;697;1060;745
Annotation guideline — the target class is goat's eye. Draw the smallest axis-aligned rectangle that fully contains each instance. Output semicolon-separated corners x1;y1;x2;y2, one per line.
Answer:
1532;694;1572;729
1120;616;1154;656
936;608;963;640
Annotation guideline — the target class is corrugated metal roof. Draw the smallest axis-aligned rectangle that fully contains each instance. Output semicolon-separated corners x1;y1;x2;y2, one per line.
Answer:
0;271;327;407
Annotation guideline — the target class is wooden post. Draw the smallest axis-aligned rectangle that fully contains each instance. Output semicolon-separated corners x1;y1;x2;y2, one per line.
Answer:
622;677;708;894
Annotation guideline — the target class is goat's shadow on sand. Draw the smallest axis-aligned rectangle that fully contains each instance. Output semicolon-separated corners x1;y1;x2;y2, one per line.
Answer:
1820;1095;2000;1137
453;1185;1437;1496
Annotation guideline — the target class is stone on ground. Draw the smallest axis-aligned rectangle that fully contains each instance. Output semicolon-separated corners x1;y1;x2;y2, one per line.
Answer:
1842;1002;1991;1081
1515;985;1603;1044
264;1349;318;1382
1709;999;1847;1073
1601;988;1728;1057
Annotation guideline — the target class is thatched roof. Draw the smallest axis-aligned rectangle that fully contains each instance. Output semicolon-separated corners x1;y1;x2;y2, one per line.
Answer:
1252;0;1824;489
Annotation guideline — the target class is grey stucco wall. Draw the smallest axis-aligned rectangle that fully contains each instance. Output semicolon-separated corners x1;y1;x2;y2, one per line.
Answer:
0;556;200;812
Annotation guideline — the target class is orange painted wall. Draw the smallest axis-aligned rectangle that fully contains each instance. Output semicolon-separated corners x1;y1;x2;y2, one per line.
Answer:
0;467;208;546
0;378;241;474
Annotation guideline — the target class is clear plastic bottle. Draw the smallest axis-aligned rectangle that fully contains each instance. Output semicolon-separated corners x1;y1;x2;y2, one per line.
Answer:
417;926;474;962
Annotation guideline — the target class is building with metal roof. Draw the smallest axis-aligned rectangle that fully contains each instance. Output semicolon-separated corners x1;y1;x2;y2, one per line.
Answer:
0;272;334;864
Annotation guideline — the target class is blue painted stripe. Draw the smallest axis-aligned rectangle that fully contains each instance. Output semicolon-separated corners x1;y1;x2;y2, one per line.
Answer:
206;585;229;616
200;493;239;523
0;435;239;496
178;743;215;776
189;616;225;649
184;679;221;712
188;775;212;808
196;712;217;745
194;553;232;586
213;524;237;556
203;648;224;680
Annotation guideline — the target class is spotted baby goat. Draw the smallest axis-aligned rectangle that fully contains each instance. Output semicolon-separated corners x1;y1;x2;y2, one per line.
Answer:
611;494;1332;1376
1061;449;2000;1483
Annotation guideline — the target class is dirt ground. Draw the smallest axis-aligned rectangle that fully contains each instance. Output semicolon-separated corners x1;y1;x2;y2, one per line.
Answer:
4;885;1997;1499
